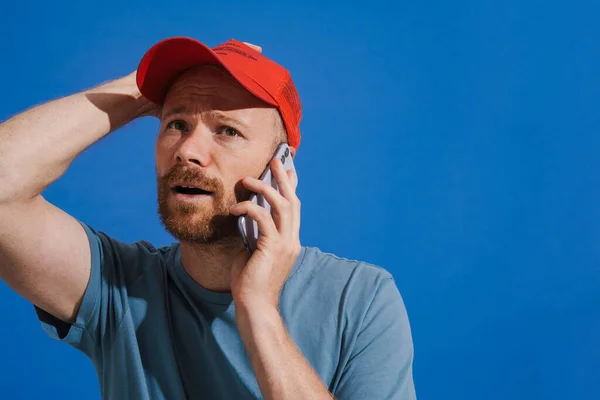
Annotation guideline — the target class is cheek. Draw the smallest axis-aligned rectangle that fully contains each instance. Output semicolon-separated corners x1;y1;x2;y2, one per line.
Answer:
222;160;263;202
155;136;176;175
233;158;263;182
155;148;167;176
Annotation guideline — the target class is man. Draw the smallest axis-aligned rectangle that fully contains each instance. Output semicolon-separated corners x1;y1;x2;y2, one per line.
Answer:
0;37;415;399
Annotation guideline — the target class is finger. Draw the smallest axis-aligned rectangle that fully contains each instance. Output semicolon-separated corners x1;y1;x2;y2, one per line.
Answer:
242;42;263;53
271;158;297;201
239;176;293;233
271;159;301;233
288;168;301;237
230;201;278;239
286;168;298;191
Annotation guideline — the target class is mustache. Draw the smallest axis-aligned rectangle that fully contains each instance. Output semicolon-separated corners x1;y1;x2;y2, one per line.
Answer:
159;165;223;193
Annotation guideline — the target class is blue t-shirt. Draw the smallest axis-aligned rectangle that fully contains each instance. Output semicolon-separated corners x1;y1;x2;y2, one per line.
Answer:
36;223;416;399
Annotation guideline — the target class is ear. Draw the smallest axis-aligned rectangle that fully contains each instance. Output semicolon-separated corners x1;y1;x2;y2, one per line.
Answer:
290;146;297;159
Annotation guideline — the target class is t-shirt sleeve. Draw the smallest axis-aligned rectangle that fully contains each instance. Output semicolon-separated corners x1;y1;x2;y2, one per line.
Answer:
333;275;416;400
34;221;134;360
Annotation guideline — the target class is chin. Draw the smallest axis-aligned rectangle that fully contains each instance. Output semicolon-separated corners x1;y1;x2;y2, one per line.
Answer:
159;208;240;245
157;185;240;244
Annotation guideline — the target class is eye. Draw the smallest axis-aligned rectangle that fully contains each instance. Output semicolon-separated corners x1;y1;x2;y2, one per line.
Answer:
166;120;188;132
218;126;241;137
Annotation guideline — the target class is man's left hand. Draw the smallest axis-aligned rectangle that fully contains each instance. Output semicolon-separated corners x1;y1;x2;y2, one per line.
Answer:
229;157;301;309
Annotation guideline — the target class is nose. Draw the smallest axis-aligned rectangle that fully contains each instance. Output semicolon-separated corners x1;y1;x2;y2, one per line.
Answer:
174;126;212;168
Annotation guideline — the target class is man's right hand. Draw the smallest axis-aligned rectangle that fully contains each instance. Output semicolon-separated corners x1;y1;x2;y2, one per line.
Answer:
124;70;161;118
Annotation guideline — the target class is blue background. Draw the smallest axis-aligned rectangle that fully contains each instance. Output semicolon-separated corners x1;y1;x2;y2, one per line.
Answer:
1;1;599;399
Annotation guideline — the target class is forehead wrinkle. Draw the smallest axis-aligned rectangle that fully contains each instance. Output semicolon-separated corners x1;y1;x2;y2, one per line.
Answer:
162;101;252;121
165;65;271;108
163;82;266;118
166;84;246;106
167;66;245;98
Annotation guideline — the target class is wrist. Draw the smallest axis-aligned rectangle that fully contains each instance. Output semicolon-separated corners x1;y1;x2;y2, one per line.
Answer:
88;72;139;96
235;294;279;315
235;300;280;327
236;302;284;351
86;73;159;121
118;73;157;115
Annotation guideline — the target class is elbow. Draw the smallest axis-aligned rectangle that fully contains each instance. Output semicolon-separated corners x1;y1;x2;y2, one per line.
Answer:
0;165;15;205
0;167;39;205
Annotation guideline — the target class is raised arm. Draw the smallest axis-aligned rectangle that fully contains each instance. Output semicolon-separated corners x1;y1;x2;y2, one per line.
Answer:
0;72;156;323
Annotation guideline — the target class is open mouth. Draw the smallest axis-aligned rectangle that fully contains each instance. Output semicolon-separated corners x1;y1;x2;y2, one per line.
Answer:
172;185;213;195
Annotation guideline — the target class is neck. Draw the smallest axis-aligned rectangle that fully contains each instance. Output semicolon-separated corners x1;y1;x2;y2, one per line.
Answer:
179;237;245;293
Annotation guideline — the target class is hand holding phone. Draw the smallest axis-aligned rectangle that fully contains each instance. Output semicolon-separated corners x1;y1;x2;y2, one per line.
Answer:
237;143;296;254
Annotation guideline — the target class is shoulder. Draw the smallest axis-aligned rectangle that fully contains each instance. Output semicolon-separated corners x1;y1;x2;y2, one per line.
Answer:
292;246;394;287
295;249;415;399
81;222;176;284
285;246;400;314
281;247;411;358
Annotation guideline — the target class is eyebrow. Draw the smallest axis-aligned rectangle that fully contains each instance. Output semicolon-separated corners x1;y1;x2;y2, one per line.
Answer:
162;107;249;130
162;106;190;120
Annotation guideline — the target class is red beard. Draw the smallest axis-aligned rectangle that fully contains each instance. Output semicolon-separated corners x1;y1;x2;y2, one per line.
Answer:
157;165;241;243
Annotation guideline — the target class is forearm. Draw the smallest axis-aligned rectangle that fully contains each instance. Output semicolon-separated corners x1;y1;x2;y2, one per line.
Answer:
236;303;333;400
0;73;154;204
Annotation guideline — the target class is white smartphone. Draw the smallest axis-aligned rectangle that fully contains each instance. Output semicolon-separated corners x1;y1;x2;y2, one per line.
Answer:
237;143;296;254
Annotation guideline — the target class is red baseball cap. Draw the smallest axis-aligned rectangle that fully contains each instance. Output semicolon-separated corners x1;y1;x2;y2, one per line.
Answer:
136;37;302;148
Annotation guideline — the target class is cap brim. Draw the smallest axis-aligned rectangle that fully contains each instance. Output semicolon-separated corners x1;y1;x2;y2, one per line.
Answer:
137;37;277;106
